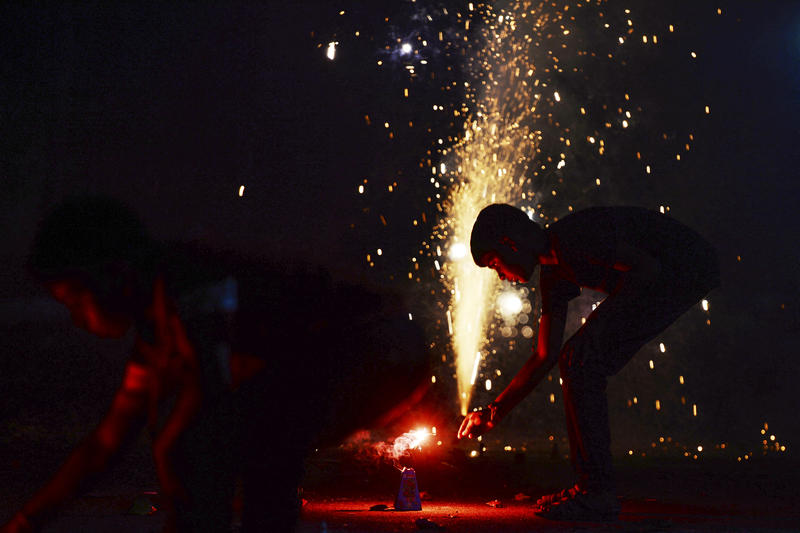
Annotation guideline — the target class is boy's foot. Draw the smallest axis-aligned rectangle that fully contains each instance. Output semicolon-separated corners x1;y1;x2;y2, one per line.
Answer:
534;490;620;522
534;483;581;507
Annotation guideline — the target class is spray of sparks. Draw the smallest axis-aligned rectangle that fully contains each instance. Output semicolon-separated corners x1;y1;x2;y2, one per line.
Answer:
436;2;552;415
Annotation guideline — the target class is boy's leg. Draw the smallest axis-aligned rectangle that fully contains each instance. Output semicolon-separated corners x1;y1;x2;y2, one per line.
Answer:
550;281;710;512
559;335;616;494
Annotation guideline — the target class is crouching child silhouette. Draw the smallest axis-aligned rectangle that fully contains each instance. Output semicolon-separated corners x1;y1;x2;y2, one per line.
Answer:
457;204;719;522
1;197;430;533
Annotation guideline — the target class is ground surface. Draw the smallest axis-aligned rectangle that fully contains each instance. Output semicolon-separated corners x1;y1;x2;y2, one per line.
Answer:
295;450;800;533
2;444;798;532
298;499;798;533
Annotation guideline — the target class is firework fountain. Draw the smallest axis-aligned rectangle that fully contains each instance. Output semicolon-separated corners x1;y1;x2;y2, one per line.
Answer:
437;2;552;415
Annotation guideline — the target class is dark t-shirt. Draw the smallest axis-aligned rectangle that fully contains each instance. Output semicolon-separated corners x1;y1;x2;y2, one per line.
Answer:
542;206;719;303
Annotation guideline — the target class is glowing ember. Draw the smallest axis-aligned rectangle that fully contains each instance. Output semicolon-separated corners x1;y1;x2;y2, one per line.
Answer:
326;41;337;60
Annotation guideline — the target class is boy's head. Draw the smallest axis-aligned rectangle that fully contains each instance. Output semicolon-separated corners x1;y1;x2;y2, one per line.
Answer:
470;203;546;283
29;196;156;337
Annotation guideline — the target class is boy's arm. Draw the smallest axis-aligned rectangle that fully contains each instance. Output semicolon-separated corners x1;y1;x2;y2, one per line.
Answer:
151;370;201;504
458;280;571;439
5;363;150;531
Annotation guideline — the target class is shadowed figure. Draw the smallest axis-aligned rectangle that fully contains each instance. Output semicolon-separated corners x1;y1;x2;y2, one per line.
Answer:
1;197;430;533
458;203;719;522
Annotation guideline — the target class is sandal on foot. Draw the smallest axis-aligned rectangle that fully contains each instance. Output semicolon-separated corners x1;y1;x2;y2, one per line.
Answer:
534;484;581;508
535;491;620;522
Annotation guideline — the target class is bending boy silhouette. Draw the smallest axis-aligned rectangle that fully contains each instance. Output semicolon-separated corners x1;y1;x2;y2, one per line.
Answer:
2;197;429;533
457;204;719;521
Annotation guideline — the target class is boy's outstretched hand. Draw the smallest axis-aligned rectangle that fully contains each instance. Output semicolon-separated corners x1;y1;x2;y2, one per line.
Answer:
457;407;495;439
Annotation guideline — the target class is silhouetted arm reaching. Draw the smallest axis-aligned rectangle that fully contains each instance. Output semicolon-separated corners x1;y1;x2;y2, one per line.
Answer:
2;363;150;532
458;282;570;439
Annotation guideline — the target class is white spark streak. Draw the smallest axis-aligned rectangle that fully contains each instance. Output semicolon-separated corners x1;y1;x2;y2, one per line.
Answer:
470;351;482;385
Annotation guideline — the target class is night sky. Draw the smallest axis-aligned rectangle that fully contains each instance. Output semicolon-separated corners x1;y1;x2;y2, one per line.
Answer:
1;2;799;450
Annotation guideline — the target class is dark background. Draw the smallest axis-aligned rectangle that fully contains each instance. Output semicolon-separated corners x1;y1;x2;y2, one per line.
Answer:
1;1;798;457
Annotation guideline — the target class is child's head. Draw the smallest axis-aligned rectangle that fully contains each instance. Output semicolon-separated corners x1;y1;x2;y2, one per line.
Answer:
29;196;156;336
470;203;546;283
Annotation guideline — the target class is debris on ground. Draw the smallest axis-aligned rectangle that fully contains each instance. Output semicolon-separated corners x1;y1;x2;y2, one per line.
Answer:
514;492;531;501
369;504;389;511
485;499;504;508
415;517;445;530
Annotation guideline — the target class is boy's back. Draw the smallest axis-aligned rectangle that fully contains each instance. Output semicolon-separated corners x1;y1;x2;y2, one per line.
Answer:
546;207;719;293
